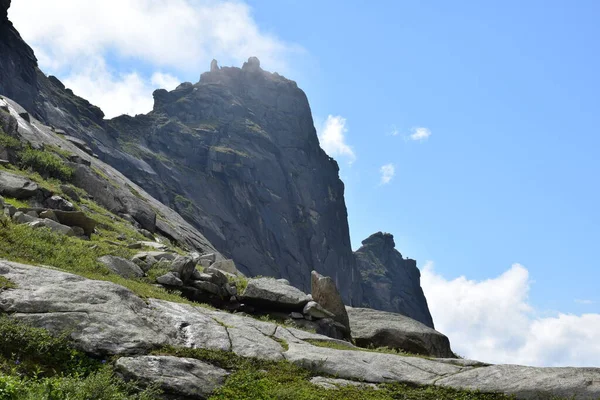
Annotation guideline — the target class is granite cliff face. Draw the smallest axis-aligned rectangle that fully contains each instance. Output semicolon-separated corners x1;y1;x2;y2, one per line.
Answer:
355;232;434;328
103;58;362;303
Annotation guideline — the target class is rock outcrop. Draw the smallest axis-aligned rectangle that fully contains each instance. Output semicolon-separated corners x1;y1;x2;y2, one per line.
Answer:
347;307;453;358
355;232;434;328
3;261;600;399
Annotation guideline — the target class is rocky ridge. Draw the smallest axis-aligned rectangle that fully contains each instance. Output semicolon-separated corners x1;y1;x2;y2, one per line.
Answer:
1;261;599;400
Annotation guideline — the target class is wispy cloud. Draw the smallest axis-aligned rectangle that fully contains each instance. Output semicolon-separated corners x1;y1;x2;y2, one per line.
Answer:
318;115;356;163
10;0;301;117
422;261;600;367
379;163;395;185
409;127;432;141
575;299;595;305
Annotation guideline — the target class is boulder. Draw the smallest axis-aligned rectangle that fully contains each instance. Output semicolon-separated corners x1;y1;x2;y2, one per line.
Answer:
170;255;196;282
0;170;39;199
211;259;243;276
12;211;37;224
436;364;600;400
39;209;58;222
115;356;228;399
132;251;176;262
303;301;334;319
191;280;223;295
241;277;310;311
28;219;75;236
53;210;96;236
311;271;351;336
346;307;454;358
203;266;229;286
44;195;75;211
157;272;183;287
98;255;144;279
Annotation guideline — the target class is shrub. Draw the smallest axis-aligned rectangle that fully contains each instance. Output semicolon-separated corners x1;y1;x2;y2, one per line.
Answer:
18;148;74;181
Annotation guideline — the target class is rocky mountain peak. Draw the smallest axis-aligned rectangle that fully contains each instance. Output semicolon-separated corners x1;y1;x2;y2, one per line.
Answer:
355;232;433;328
1;0;10;22
361;232;397;253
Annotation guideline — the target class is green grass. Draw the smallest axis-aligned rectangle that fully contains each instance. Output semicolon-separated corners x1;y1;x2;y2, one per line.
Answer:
0;276;16;291
305;340;431;359
0;219;195;305
228;274;248;294
0;129;21;149
0;317;160;399
152;346;516;400
18;147;74;182
46;145;73;159
2;197;30;209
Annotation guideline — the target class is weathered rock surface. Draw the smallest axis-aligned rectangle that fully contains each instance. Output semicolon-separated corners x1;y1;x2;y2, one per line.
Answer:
98;255;144;278
354;232;434;328
436;364;600;400
1;261;600;399
241;277;311;311
0;170;40;199
311;270;350;336
116;356;228;399
28;218;75;236
347;307;454;358
310;377;378;390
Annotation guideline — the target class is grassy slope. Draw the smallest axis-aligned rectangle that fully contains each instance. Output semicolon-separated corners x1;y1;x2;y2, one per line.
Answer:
0;145;562;399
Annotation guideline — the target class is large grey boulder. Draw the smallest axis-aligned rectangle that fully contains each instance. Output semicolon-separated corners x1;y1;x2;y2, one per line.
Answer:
437;364;600;400
354;232;434;328
52;210;96;236
310;271;350;337
346;307;454;358
28;218;75;236
241;277;310;311
169;255;196;282
116;356;228;399
98;255;144;278
0;260;171;355
0;170;39;199
44;195;75;211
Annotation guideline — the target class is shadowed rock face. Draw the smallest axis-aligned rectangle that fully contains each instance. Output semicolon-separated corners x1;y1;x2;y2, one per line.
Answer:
102;62;363;304
354;232;434;328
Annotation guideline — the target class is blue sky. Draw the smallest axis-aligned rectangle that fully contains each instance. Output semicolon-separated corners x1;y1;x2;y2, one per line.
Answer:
10;0;600;366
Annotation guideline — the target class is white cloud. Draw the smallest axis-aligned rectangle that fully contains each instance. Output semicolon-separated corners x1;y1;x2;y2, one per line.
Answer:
9;0;299;117
421;262;600;367
575;299;595;305
409;127;432;141
150;72;181;91
379;163;395;185
318;115;356;163
59;57;178;117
